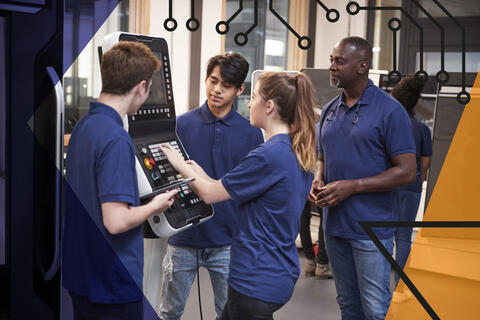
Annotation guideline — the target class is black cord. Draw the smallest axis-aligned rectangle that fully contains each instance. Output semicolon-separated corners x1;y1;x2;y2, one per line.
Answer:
192;228;204;320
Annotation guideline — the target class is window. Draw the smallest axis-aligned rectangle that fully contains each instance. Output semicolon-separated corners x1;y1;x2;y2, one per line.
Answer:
418;0;480;18
63;1;129;134
370;0;402;72
417;51;480;74
224;0;289;117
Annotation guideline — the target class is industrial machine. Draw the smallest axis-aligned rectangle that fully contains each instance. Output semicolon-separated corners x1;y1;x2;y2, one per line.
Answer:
101;33;213;238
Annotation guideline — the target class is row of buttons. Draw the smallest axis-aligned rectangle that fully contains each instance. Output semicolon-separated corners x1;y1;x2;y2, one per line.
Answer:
149;141;179;149
163;57;172;101
136;108;170;115
157;163;174;174
190;198;200;204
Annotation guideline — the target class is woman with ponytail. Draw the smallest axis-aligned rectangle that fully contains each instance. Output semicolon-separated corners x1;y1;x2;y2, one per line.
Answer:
159;72;317;319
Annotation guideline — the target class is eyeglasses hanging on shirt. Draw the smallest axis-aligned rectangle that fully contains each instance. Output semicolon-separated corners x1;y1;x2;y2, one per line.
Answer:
325;103;361;125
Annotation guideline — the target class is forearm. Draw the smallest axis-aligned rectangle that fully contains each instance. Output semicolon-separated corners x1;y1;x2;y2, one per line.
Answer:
420;156;431;181
102;202;156;235
314;160;324;183
352;165;416;194
176;162;228;204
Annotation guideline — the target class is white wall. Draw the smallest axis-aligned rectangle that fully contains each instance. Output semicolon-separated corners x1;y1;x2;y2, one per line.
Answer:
314;0;367;69
149;0;224;113
198;0;224;107
149;0;192;115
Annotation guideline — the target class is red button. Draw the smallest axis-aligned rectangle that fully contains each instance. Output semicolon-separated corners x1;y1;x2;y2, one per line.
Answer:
149;158;155;165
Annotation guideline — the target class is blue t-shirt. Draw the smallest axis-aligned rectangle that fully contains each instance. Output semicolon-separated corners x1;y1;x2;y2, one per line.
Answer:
399;117;432;193
62;102;144;303
319;80;416;240
222;134;313;304
169;102;264;248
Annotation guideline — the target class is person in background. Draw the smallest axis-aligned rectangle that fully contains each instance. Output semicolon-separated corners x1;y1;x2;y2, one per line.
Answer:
160;71;317;320
302;122;332;279
390;74;432;297
62;41;178;320
310;37;416;320
300;201;332;279
159;53;264;320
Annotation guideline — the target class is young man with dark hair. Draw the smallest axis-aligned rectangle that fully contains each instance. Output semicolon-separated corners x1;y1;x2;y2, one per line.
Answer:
159;53;264;320
62;41;178;320
310;37;416;319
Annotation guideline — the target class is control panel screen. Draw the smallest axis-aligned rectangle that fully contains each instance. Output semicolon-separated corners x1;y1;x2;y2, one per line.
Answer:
143;52;167;106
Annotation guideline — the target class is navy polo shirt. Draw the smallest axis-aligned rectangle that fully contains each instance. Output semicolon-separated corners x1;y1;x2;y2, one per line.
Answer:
169;101;264;248
319;80;416;240
62;102;144;303
222;134;313;304
399;117;432;193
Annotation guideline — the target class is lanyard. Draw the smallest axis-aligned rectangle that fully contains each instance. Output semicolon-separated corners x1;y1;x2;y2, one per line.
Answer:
326;102;361;125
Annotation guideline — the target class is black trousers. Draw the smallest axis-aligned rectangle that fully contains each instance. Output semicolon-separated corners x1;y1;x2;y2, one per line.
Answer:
219;287;284;320
299;201;329;264
69;291;143;320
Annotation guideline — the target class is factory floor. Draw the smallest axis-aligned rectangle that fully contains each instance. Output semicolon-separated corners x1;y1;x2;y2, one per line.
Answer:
182;250;340;320
151;213;405;319
181;215;341;319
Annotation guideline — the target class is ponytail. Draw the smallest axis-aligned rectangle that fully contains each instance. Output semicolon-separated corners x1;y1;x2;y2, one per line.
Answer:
290;74;317;172
258;72;318;172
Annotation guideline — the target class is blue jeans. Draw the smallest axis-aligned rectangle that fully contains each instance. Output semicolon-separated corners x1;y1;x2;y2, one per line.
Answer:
159;244;230;320
394;190;421;286
325;234;393;320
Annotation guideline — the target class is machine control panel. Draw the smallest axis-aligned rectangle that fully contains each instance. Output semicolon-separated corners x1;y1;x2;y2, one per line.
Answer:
101;32;213;238
136;140;202;209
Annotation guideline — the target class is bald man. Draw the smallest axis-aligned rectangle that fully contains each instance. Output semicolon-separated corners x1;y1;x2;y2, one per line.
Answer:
309;37;416;320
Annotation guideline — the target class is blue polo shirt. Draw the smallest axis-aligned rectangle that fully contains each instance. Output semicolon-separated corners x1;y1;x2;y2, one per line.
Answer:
62;102;143;303
169;102;264;248
222;134;313;304
399;117;432;193
319;80;416;240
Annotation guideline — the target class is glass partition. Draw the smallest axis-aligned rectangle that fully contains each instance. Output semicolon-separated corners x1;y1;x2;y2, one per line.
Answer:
224;0;289;118
63;1;129;134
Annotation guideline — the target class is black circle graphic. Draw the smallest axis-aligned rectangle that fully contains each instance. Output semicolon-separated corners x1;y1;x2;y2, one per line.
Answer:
235;33;248;46
388;70;402;84
436;70;449;84
457;91;470;105
346;2;360;15
388;17;401;31
326;9;340;22
186;18;200;31
216;21;229;34
164;18;178;32
298;37;312;50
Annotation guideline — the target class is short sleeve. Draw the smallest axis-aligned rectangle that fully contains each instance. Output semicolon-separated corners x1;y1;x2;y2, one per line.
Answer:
421;123;433;157
96;137;138;205
384;106;416;158
221;148;282;205
246;128;265;152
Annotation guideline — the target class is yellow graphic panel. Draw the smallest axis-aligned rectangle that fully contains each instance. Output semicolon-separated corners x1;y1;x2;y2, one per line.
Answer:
387;71;480;319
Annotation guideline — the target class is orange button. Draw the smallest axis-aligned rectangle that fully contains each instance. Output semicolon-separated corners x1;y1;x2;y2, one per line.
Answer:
144;158;153;170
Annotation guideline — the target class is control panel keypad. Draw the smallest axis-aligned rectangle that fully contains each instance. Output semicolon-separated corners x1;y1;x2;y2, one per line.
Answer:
137;140;202;209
